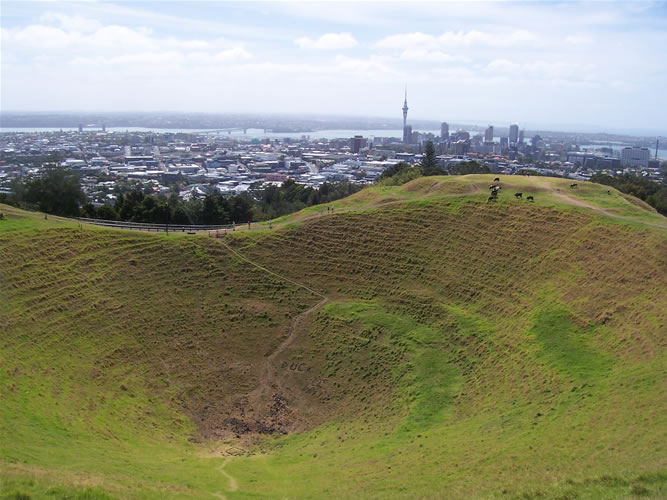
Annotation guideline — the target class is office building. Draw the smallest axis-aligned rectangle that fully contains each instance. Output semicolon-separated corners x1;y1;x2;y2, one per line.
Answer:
484;125;494;142
440;122;449;140
621;147;650;168
455;140;469;155
351;135;364;153
509;124;519;144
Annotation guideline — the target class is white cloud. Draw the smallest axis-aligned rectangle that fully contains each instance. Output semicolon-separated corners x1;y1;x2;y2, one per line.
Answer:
565;34;593;44
295;32;358;49
375;30;537;50
484;59;592;85
190;48;252;63
375;32;437;50
220;55;398;82
71;51;185;67
71;47;251;67
331;55;397;77
3;23;155;51
399;49;462;63
3;14;249;55
39;12;102;33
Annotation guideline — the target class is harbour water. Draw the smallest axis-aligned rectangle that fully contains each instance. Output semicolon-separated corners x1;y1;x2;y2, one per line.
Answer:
0;127;439;139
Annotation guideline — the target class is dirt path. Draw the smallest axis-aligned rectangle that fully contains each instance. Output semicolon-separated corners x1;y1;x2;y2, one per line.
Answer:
215;457;238;499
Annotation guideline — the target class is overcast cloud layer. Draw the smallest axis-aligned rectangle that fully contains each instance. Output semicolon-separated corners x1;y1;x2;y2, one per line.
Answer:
1;1;666;134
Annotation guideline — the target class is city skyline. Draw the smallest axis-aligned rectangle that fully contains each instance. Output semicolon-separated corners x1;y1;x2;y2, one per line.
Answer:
2;1;667;135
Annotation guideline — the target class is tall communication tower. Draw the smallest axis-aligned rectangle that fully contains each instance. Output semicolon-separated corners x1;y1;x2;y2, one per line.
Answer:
402;86;409;129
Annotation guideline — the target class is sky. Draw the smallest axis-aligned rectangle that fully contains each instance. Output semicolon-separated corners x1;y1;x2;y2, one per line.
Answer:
1;1;667;135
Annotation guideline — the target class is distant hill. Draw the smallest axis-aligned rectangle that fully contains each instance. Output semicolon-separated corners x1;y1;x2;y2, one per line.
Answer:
0;111;441;131
1;175;665;499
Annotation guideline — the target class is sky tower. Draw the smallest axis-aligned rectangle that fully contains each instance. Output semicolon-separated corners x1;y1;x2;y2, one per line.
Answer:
402;86;409;143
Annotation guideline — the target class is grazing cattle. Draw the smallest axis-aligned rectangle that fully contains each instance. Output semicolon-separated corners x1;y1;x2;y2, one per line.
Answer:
494;177;500;182
514;192;523;199
526;195;534;201
570;183;578;188
487;195;496;202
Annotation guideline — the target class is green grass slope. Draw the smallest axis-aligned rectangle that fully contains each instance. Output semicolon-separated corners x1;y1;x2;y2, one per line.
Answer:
1;175;666;499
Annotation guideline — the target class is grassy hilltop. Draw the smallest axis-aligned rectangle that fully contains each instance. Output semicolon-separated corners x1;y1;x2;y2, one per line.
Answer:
1;175;666;499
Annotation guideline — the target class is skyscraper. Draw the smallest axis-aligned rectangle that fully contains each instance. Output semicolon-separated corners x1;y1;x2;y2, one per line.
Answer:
509;124;519;144
351;135;364;153
484;125;494;143
441;122;449;140
402;87;409;144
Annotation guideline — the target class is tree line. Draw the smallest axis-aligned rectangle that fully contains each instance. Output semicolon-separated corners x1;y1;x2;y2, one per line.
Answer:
0;165;362;224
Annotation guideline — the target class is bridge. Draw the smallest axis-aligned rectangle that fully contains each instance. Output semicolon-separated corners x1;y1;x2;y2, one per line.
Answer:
200;128;257;135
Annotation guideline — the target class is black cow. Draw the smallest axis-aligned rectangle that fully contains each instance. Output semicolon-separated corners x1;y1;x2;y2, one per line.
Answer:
570;183;578;188
487;196;496;202
514;192;523;199
494;177;500;182
526;195;534;201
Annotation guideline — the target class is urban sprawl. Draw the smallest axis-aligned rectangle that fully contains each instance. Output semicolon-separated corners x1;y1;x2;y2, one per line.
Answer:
0;100;663;207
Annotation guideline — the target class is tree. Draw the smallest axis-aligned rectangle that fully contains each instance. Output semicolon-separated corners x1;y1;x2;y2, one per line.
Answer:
116;190;144;221
81;203;97;218
96;204;117;220
22;166;86;216
420;141;444;176
201;192;229;224
647;186;667;215
170;205;192;225
229;196;253;222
